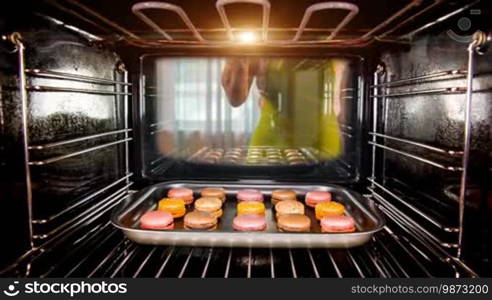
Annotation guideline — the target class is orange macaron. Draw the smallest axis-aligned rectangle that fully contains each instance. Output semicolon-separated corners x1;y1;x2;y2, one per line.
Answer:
157;198;186;218
315;201;345;220
237;201;266;216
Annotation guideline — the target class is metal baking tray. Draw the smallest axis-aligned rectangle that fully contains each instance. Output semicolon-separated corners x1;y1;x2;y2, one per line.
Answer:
111;181;385;248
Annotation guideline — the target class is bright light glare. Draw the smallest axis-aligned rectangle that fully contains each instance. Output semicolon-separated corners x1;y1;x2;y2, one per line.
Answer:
237;31;257;43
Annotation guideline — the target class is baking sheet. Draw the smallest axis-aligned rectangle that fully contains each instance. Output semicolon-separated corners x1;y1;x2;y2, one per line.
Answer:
112;181;385;248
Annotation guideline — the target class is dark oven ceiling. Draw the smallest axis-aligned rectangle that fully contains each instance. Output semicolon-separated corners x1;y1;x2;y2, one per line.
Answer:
31;0;479;47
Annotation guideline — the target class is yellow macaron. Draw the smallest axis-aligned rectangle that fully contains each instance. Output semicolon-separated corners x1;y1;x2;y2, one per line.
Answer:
158;198;186;218
237;201;266;216
315;201;345;220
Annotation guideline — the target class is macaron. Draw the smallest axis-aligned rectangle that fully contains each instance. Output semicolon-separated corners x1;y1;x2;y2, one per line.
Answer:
271;189;297;205
237;189;264;202
305;190;332;208
232;214;267;231
284;148;299;153
158;198;186;218
206;153;222;159
224;158;239;164
267;158;283;164
285;152;302;158
275;200;305;218
201;158;217;164
168;188;194;204
287;156;305;162
320;215;356;233
237;201;266;216
277;214;311;232
140;211;174;230
183;211;218;230
201;188;226;203
315;201;345;220
194;197;223;218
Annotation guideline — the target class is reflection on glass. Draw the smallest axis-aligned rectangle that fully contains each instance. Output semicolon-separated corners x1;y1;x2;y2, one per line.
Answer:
151;57;353;164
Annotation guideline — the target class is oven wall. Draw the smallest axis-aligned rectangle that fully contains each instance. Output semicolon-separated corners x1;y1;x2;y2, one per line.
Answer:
375;30;491;274
0;14;130;273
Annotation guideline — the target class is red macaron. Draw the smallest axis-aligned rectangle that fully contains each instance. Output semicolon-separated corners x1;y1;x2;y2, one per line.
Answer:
237;189;264;202
320;215;356;233
232;214;267;231
168;188;194;204
140;211;174;230
305;190;332;208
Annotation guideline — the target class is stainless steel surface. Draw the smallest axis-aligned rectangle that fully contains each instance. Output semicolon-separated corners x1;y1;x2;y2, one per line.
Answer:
370;69;467;88
28;138;133;166
26;85;132;96
292;2;359;42
400;0;481;40
369;132;463;155
0;23;133;274
370;189;458;250
367;178;458;232
112;181;385;248
377;24;491;266
132;2;205;42
28;129;132;150
119;63;131;190
368;141;462;171
370;66;382;188
45;0;454;47
216;0;270;41
8;33;34;248
457;32;484;258
25;224;476;278
25;69;132;86
360;0;422;40
34;185;131;240
32;173;133;224
370;87;467;98
377;0;444;39
60;0;140;39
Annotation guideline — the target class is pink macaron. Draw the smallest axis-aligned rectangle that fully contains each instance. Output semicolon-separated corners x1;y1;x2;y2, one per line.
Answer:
305;190;331;208
140;211;174;230
168;188;194;204
237;189;264;202
232;214;267;231
320;215;356;233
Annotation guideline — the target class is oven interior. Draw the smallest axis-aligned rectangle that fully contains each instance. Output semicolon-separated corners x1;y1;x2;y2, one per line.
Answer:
0;0;490;278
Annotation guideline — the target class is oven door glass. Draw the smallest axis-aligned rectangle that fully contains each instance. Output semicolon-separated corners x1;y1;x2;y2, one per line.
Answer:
140;55;362;182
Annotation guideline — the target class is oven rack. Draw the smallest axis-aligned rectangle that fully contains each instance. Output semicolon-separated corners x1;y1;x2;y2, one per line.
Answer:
368;32;491;258
41;0;479;48
14;219;476;278
368;179;458;233
369;188;458;249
